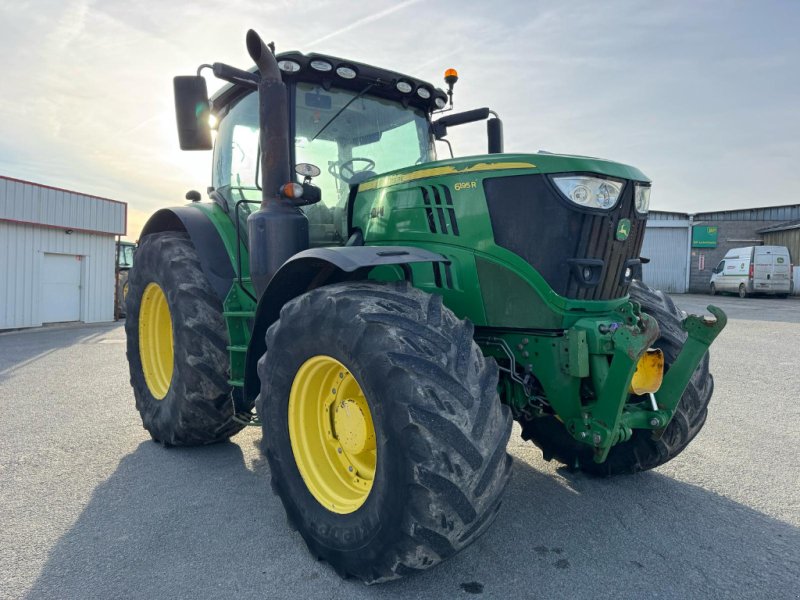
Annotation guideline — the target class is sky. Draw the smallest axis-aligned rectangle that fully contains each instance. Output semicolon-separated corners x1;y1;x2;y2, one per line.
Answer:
1;0;798;240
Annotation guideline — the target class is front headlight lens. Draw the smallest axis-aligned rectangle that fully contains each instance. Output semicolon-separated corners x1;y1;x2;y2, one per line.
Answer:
551;176;623;210
634;183;651;213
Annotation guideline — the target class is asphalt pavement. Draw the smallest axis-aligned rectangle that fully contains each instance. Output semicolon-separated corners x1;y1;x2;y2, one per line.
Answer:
1;294;798;599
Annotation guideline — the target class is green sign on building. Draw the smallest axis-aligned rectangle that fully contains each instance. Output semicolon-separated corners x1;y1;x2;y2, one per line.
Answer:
692;225;718;248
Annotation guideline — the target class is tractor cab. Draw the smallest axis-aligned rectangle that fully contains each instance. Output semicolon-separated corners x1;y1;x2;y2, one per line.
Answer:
208;53;449;247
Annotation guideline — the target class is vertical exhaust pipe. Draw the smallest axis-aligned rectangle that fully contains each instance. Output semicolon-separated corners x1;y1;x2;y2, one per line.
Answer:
245;30;309;297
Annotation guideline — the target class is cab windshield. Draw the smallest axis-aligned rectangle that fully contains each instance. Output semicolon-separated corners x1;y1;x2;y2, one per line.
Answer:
117;244;134;268
212;82;434;245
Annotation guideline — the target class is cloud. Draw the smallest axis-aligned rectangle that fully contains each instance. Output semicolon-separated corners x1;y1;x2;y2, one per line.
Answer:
306;0;424;46
0;0;798;240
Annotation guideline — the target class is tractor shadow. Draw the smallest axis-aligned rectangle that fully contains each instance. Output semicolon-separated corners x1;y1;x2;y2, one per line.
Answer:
26;439;800;600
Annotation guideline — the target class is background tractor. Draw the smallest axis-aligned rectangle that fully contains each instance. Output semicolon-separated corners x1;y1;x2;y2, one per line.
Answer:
114;240;135;318
125;30;726;583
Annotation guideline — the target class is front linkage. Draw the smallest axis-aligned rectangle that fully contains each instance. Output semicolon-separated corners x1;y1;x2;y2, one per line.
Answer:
480;301;727;463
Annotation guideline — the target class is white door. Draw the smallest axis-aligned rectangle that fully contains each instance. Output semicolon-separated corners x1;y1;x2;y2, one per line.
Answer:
41;253;82;323
761;248;792;292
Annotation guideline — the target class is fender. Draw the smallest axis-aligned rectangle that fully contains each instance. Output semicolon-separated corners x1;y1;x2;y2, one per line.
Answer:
242;245;448;405
140;206;235;302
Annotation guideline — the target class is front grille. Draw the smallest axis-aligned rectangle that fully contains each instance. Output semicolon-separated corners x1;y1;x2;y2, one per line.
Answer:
484;174;646;300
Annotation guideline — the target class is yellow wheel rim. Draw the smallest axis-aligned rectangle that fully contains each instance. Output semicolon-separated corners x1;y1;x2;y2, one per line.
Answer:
288;355;376;514
139;282;174;400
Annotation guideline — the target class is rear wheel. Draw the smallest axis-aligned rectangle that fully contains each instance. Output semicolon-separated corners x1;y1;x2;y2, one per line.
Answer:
125;231;245;445
115;270;130;318
739;283;748;298
257;281;512;582
519;280;714;476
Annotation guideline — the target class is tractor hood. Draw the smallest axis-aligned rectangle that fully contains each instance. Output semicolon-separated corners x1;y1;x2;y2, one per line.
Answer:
353;152;652;304
357;152;650;193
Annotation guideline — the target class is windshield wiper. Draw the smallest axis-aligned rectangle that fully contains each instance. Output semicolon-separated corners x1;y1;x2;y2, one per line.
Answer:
311;83;375;142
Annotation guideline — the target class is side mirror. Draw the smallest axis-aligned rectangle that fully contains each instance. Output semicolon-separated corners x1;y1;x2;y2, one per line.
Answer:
174;76;212;150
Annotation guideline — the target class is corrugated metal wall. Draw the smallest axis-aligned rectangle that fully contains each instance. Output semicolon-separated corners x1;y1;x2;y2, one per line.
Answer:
695;205;800;222
0;176;125;235
0;222;116;328
762;228;800;263
641;221;690;293
762;228;800;295
0;177;125;329
648;210;690;221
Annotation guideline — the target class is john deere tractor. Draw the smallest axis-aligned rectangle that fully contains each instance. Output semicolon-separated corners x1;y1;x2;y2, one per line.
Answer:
125;30;726;582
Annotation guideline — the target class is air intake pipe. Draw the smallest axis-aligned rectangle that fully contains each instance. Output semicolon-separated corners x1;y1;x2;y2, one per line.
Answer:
245;29;309;298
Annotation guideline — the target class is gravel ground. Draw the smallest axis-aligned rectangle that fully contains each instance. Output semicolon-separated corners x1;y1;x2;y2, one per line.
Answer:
1;294;798;600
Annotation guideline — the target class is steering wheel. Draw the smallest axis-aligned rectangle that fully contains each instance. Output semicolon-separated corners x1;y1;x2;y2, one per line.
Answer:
331;158;376;184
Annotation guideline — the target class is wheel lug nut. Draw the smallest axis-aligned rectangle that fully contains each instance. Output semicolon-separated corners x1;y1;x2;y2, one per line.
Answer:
348;466;353;472
337;447;342;454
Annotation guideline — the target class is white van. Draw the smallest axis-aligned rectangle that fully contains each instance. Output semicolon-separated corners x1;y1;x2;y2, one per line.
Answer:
710;246;793;297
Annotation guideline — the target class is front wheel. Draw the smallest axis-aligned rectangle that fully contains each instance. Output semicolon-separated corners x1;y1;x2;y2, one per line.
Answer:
257;281;512;582
709;283;716;296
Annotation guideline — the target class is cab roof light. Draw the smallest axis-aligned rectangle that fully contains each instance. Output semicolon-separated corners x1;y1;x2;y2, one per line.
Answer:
444;67;458;107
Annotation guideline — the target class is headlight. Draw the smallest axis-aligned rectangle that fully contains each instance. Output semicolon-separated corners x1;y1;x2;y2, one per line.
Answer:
634;183;651;213
277;60;301;73
551;175;623;210
336;66;357;79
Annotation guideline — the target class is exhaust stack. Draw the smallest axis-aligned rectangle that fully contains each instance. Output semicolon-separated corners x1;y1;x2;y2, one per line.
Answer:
245;29;309;297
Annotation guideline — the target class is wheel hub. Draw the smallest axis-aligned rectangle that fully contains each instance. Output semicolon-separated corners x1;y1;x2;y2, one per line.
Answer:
288;355;376;514
138;282;174;400
332;396;375;455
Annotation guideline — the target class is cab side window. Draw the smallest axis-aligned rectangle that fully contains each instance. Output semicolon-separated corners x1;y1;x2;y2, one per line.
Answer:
715;260;725;273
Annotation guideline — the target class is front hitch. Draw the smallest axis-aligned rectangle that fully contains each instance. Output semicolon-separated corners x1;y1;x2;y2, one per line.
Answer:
567;304;726;463
652;305;727;415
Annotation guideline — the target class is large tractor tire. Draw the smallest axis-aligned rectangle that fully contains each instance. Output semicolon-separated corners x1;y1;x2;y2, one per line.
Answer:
519;280;714;476
124;231;245;445
115;269;130;318
257;281;512;583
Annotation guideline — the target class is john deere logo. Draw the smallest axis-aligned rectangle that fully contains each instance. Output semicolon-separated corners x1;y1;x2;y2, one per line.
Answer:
616;218;631;241
777;257;785;264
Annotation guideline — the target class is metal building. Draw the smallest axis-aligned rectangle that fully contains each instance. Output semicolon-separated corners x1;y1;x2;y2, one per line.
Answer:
758;221;800;290
757;221;800;262
640;211;691;293
0;176;127;329
641;204;800;295
687;204;800;293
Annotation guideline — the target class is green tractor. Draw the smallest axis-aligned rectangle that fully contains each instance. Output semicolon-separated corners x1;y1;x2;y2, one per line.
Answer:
115;240;135;318
125;30;726;582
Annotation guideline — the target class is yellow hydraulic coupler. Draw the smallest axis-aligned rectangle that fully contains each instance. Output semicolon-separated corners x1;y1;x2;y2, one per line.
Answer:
629;348;665;395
